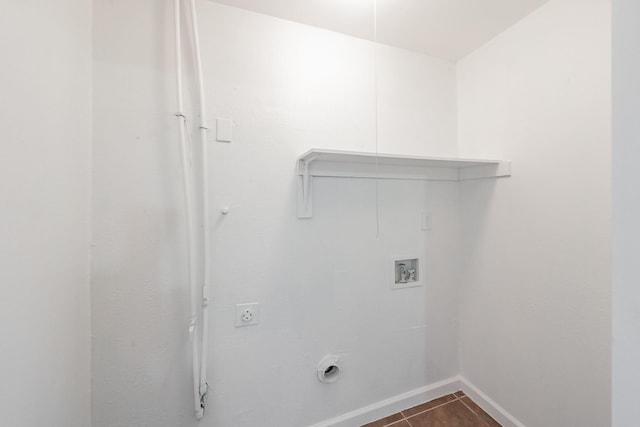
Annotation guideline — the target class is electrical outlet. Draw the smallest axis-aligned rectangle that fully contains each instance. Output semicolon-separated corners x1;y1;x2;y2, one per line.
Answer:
421;212;432;231
235;303;260;327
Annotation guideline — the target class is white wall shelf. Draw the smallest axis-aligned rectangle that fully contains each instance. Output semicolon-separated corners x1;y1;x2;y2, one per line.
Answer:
297;149;511;218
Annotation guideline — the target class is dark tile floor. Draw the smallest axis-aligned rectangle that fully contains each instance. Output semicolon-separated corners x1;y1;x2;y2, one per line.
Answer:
361;391;502;427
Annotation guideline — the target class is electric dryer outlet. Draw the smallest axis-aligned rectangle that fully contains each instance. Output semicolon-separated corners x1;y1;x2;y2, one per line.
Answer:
235;303;260;327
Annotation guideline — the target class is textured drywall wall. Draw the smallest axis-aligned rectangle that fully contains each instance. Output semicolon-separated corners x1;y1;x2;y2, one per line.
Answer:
457;0;611;426
612;0;640;424
0;1;92;426
91;1;459;426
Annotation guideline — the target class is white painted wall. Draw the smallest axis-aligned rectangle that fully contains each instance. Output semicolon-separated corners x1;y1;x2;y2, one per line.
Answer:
212;0;551;61
0;1;92;426
91;1;458;426
612;0;640;424
457;0;611;426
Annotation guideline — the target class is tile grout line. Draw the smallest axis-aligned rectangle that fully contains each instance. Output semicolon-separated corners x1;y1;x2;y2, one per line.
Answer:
457;394;493;427
401;395;460;423
380;395;458;427
404;409;413;427
458;395;477;415
379;412;407;427
375;391;488;427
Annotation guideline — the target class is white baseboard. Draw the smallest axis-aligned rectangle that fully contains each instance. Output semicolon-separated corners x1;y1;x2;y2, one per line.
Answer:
308;376;461;427
309;375;526;427
459;377;526;427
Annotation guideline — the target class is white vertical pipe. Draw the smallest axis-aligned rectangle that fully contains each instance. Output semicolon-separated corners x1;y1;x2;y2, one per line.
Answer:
188;0;211;414
174;0;203;419
373;0;380;238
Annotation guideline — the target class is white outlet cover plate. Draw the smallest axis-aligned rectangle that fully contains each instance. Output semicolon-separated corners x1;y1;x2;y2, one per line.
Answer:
421;212;432;231
235;302;260;327
216;117;233;142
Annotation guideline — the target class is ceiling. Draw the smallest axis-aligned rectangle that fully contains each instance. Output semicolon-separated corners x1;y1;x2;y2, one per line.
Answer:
211;0;550;61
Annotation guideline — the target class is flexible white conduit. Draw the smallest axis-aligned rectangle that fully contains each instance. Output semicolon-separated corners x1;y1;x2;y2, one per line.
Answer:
174;0;208;419
187;0;211;413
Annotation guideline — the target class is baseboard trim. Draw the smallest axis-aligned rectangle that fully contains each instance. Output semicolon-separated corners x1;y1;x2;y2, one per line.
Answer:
459;377;526;427
308;376;461;427
309;376;526;427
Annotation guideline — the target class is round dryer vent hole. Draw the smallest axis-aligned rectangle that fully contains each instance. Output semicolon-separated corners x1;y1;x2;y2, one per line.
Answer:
323;365;339;381
317;355;341;384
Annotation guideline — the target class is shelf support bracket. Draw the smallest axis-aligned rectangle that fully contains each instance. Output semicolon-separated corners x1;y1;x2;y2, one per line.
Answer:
297;155;316;218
